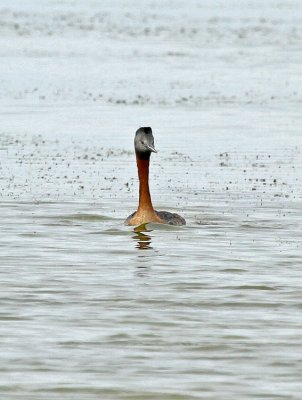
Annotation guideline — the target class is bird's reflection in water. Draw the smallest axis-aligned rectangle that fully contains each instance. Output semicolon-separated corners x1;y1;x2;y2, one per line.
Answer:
132;223;152;250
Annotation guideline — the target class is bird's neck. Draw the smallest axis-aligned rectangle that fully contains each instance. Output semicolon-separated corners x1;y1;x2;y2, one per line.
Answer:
136;153;154;213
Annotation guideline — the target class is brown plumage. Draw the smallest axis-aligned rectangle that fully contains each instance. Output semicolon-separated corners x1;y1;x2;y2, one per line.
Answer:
125;127;186;226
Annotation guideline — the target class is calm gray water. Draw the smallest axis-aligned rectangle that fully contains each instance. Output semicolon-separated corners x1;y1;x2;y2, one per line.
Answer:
1;0;302;399
1;105;302;400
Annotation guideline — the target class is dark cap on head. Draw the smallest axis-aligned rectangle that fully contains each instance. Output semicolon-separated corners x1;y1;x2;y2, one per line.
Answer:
134;126;157;156
136;127;152;135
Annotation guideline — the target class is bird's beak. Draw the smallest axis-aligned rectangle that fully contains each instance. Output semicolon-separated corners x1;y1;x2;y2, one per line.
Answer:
146;144;157;153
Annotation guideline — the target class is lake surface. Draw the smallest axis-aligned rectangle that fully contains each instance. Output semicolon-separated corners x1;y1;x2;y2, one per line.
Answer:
1;1;302;399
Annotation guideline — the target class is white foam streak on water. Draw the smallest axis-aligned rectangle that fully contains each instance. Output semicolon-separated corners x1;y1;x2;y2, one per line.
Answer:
1;0;302;399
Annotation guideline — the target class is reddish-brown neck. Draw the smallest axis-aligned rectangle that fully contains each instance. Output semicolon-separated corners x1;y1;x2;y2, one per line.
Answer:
136;153;154;212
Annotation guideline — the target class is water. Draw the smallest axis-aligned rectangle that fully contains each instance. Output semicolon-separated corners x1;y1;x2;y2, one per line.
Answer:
1;1;302;399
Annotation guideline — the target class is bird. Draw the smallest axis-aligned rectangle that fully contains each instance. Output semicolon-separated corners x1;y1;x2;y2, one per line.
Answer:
125;127;186;226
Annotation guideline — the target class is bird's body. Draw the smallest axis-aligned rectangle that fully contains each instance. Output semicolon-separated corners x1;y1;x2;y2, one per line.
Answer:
125;210;186;226
125;127;186;226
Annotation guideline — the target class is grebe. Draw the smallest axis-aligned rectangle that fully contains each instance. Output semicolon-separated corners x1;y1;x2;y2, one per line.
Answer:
125;127;186;226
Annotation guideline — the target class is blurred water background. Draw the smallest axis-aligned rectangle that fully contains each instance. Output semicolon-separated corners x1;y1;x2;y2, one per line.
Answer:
1;1;302;399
